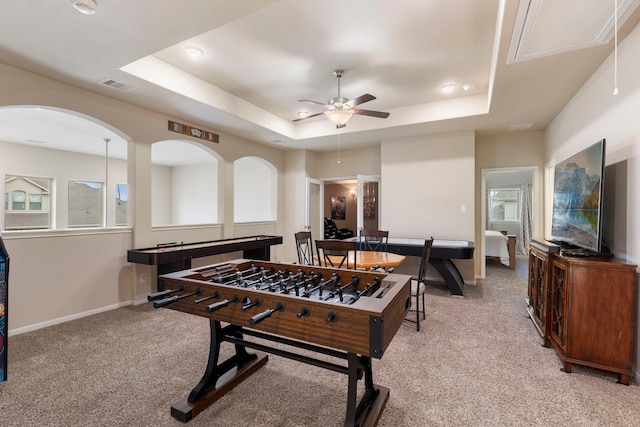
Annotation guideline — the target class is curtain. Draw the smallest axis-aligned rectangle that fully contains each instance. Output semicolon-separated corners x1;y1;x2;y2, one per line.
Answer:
519;183;532;254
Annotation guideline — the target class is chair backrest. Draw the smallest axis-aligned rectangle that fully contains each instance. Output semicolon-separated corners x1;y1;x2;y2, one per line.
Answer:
324;218;338;239
417;237;434;283
324;218;337;230
315;239;357;269
359;229;389;252
294;231;314;265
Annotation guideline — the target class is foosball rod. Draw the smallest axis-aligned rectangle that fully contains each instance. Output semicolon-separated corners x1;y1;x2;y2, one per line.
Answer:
153;289;202;308
147;286;185;302
193;291;220;304
304;274;337;298
349;278;382;305
249;302;284;326
209;266;255;283
242;269;281;288
205;295;239;313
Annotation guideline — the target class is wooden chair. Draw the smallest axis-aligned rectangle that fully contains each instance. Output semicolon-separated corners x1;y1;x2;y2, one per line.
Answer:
359;230;390;272
406;237;434;331
315;239;357;270
294;231;315;265
359;229;389;252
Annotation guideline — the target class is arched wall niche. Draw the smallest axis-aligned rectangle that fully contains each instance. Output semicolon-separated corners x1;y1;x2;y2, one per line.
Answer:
0;105;130;229
151;139;222;226
234;156;277;223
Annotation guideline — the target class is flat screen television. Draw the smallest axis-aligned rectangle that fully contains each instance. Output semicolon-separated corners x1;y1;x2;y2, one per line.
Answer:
551;139;606;253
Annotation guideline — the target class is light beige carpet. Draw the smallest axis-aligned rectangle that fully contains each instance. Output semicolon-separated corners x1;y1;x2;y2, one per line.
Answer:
1;257;638;426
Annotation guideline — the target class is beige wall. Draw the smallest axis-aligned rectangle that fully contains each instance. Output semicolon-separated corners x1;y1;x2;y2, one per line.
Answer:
380;131;476;282
0;63;285;331
316;146;381;178
5;230;133;331
546;21;640;378
475;131;546;273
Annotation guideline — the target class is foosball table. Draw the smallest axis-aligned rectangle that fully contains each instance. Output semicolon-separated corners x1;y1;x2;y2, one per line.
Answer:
151;259;411;427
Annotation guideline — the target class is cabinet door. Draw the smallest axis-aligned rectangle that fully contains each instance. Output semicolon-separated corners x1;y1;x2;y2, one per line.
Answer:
549;261;568;351
527;248;548;335
566;262;635;370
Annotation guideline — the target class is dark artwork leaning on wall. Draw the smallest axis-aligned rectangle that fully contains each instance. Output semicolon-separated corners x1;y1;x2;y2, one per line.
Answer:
0;232;9;382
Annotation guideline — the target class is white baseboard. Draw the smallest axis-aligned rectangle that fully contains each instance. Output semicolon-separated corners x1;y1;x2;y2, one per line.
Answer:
8;301;133;336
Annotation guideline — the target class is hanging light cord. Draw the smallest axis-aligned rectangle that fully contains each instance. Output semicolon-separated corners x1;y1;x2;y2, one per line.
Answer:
613;0;619;95
104;138;110;226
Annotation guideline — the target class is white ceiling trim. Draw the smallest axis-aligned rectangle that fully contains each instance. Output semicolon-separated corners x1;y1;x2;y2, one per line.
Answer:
507;0;640;64
123;56;493;142
121;56;295;138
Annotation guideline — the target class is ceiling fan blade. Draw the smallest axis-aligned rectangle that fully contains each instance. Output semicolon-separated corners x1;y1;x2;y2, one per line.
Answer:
298;99;328;106
292;112;325;122
345;93;376;108
353;108;390;119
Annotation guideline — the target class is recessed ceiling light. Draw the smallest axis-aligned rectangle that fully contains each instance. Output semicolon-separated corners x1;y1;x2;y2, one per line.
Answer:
71;0;97;15
440;83;457;93
184;46;204;57
297;111;310;118
462;84;475;92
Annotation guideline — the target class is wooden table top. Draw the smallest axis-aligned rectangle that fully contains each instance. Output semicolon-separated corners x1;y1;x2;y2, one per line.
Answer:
324;251;406;269
355;251;406;268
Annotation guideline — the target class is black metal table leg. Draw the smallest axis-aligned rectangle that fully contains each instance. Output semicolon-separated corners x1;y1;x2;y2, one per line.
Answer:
171;321;267;422
344;353;382;427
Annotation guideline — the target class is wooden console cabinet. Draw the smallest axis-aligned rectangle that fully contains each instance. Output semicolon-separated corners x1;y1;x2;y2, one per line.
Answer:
526;238;637;384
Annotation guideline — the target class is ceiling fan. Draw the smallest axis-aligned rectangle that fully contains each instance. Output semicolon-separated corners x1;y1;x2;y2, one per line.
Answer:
293;69;390;129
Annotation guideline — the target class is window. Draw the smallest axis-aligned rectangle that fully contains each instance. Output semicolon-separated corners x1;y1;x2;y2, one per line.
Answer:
68;180;103;227
4;175;52;230
11;191;26;210
489;189;520;222
29;194;42;210
115;184;128;226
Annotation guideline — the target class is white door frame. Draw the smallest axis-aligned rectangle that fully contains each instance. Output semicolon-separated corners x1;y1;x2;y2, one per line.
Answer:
480;166;540;278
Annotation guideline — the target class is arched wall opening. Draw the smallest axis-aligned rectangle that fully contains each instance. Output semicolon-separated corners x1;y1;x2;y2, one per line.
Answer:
0;105;130;230
151;139;222;226
234;156;277;223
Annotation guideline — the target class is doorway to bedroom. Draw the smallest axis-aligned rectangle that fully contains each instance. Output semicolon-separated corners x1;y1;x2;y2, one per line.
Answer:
481;167;539;278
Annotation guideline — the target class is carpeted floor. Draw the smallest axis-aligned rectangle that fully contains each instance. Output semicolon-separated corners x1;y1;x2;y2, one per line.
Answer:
1;257;639;426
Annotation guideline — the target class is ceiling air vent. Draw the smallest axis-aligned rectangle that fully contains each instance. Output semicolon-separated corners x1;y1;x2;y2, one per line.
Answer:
99;78;134;92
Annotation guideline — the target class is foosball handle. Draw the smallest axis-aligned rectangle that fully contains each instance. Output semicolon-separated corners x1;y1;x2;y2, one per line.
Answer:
153;289;201;308
249;302;284;326
153;295;179;308
205;295;239;313
147;286;184;301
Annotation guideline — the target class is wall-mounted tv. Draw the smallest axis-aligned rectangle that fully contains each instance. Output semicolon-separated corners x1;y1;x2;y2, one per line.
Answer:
551;139;606;253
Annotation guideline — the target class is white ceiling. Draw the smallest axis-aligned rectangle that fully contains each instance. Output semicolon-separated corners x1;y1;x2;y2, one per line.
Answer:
0;0;639;164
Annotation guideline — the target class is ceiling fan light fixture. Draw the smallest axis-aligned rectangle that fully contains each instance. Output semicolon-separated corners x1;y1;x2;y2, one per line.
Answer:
71;0;97;15
325;109;353;125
